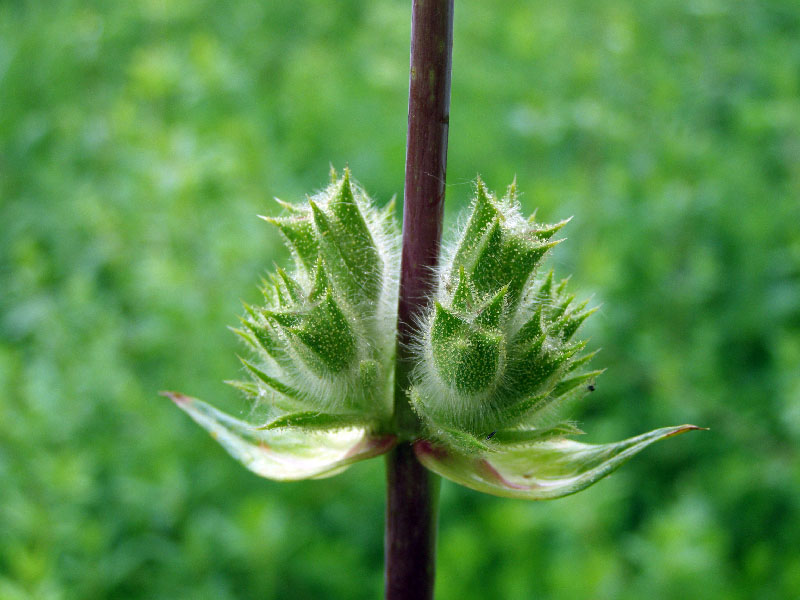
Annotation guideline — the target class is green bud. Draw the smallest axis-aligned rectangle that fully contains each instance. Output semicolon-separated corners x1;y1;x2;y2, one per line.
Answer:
232;169;399;418
411;179;599;437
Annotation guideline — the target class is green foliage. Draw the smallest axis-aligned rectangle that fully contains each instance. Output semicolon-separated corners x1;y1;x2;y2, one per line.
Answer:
1;0;799;599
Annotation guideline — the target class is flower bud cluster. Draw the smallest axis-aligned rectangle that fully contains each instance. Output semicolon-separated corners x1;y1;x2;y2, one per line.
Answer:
169;170;699;493
409;179;600;451
230;169;399;429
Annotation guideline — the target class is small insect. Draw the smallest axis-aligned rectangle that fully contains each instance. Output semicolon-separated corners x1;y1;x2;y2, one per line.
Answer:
587;380;596;392
486;431;497;440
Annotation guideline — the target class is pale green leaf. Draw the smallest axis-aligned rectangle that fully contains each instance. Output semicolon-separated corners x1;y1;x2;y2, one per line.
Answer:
415;425;704;500
163;392;395;481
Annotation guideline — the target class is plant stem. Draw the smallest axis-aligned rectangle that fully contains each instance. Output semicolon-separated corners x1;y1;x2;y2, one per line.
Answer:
385;1;454;599
384;443;441;600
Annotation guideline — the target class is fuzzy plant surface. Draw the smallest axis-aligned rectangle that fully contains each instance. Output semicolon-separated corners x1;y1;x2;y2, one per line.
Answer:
164;169;700;498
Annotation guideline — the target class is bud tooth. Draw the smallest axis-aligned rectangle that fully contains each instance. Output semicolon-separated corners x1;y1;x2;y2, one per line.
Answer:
294;292;357;374
435;330;503;394
521;332;546;358
450;266;474;312
549;293;575;321
241;301;260;322
309;199;351;291
272;197;304;214
562;340;588;361
256;278;278;307
380;196;397;230
515;358;558;397
555;276;571;296
556;306;598;341
506;334;557;396
310;199;380;305
431;303;503;394
263;215;319;275
335;168;356;205
538;270;554;299
430;304;466;381
240;357;304;402
514;307;543;346
499;236;558;309
565;348;600;373
548;341;589;381
431;302;467;344
452;329;503;394
309;198;333;238
572;298;590;313
551;370;604;397
276;268;304;304
267;273;292;308
499;392;548;424
504;177;518;203
451;178;501;270
468;219;504;295
308;258;330;302
243;318;287;359
328;173;383;302
533;217;571;241
474;285;507;328
225;378;260;399
231;325;257;349
469;221;557;311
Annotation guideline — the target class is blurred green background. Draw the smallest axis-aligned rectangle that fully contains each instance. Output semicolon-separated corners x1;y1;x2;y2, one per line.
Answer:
2;0;799;598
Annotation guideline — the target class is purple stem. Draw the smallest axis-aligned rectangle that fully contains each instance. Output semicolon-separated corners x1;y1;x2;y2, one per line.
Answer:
385;1;454;599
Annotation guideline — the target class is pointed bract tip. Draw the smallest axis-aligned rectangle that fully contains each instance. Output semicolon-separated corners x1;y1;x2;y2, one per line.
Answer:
666;424;709;437
258;214;284;227
506;176;518;201
548;216;574;232
273;198;302;213
308;199;322;214
160;391;190;405
542;237;565;251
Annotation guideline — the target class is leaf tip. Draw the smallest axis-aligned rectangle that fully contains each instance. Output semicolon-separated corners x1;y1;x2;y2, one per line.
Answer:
667;424;709;437
160;391;190;405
